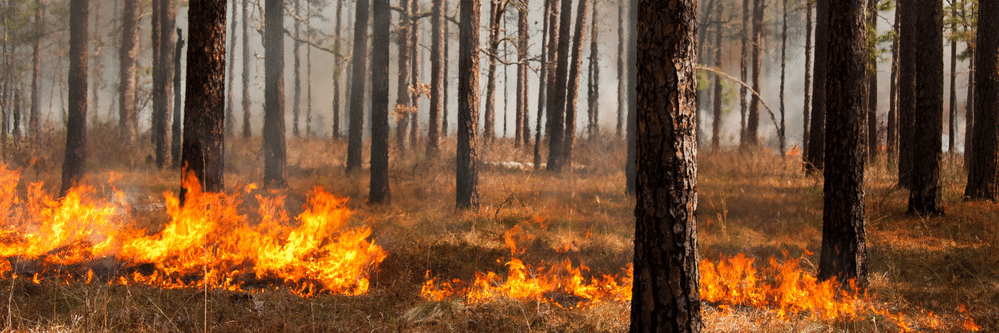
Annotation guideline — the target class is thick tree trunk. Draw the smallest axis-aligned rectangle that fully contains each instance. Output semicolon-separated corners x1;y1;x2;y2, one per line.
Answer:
30;0;42;138
264;0;287;187
624;0;637;194
171;29;184;169
802;0;812;159
897;0;916;187
630;0;701;330
817;0;868;287
867;0;877;162
397;0;411;154
456;0;481;210
806;0;829;172
181;0;226;202
370;0;391;204
561;0;590;169
118;0;137;142
546;0;573;171
965;0;997;200
242;0;252;138
428;0;443;155
151;0;164;166
908;0;943;215
226;0;237;136
346;0;370;171
746;0;764;147
710;1;723;150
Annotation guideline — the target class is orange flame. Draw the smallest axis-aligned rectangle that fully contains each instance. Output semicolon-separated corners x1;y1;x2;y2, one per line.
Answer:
0;165;385;296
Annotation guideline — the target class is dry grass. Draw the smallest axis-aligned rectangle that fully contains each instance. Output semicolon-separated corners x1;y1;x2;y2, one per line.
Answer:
0;127;993;332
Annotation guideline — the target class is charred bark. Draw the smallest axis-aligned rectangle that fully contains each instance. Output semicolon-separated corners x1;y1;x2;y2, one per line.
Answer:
60;0;88;197
370;0;391;204
965;0;998;200
181;0;226;201
908;0;944;215
802;0;812;159
546;0;573;171
456;0;480;210
171;29;184;169
346;0;370;172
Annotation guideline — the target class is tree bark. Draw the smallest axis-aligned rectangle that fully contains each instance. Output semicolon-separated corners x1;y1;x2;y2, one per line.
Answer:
346;0;370;171
546;0;573;171
118;0;137;142
370;0;391;204
948;0;957;155
457;0;481;210
161;0;176;163
739;0;749;147
711;2;723;150
630;0;701;330
806;0;829;172
562;0;590;168
151;0;164;166
817;0;868;287
172;29;184;169
778;0;787;155
534;0;553;169
427;0;443;155
964;54;974;169
624;0;636;194
226;0;237;137
397;0;412;154
867;0;877;162
586;0;598;139
409;0;420;150
887;6;898;166
242;0;252;138
616;0;624;139
908;0;943;215
181;0;226;202
897;0;916;187
802;0;812;159
264;0;287;187
483;0;505;144
442;0;450;137
746;0;764;147
332;0;343;139
965;0;997;200
293;0;302;137
515;3;527;147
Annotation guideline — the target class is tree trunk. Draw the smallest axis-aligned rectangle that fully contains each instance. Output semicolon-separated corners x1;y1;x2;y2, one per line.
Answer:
483;0;505;144
161;0;176;165
817;0;868;287
456;0;480;210
332;0;343;139
630;0;701;330
908;0;943;215
306;2;313;137
397;0;411;154
370;0;391;204
746;0;764;147
711;2;723;151
516;3;527;147
948;1;957;155
778;0;787;155
887;6;898;166
546;0;573;171
171;29;184;169
534;0;553;169
739;0;749;147
965;0;997;200
118;0;137;142
264;0;287;187
616;0;624;139
293;0;302;137
151;0;164;167
428;0;443;155
802;0;812;159
409;0;420;150
346;0;370;172
806;0;829;172
561;0;590;169
29;0;42;138
897;0;916;187
867;0;877;162
442;0;450;137
964;53;974;169
586;0;598;139
226;0;237;136
624;0;636;194
181;0;226;202
242;0;252;138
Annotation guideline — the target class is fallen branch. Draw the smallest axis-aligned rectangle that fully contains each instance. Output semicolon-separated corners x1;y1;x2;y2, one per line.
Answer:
696;65;783;146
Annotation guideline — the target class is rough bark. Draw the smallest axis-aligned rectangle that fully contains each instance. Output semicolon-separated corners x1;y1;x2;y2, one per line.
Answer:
456;0;480;210
151;0;164;166
60;0;87;196
806;0;829;171
561;0;589;169
242;0;252;138
802;0;812;159
172;29;184;169
483;0;505;144
817;0;868;287
746;0;764;147
546;0;573;171
264;0;287;187
897;0;916;187
965;0;997;200
397;0;412;153
118;0;137;142
867;0;877;162
428;0;443;155
370;0;391;204
630;0;701;330
908;0;943;215
346;0;370;171
181;0;226;203
442;0;450;137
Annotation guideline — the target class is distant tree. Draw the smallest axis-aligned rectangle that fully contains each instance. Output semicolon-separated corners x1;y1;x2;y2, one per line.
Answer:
624;0;636;194
867;0;878;162
226;0;237;136
630;0;701;330
965;0;997;200
897;0;915;187
802;0;812;159
545;0;572;172
370;0;390;204
586;0;598;139
561;0;590;169
60;0;88;197
965;55;974;168
293;0;302;137
887;5;898;165
456;0;480;210
427;0;443;155
711;1;723;151
332;0;344;139
616;0;624;139
396;0;411;154
346;0;370;172
806;0;829;172
242;0;252;138
118;0;138;142
515;2;527;147
948;0;958;155
181;0;226;202
908;0;943;215
739;0;748;147
409;0;420;150
817;0;868;287
778;0;787;155
171;29;184;169
534;0;554;169
483;0;507;144
442;0;450;138
746;0;764;147
264;0;287;187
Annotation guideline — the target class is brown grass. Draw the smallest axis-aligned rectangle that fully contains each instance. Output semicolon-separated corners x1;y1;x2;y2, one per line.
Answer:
0;127;994;332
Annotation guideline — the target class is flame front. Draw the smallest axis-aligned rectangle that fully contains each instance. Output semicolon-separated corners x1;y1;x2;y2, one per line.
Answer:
0;166;385;296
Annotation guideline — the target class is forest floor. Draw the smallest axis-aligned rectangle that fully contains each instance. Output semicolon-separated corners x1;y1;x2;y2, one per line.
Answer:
0;126;995;332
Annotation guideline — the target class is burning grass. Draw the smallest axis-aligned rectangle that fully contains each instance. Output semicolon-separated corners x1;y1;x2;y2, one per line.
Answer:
0;133;994;331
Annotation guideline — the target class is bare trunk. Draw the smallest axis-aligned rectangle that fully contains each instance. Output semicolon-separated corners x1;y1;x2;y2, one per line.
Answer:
897;0;916;187
397;0;412;154
561;0;590;169
409;0;420;150
887;6;898;166
118;0;136;141
171;29;184;169
515;4;527;147
802;0;812;158
907;0;943;215
370;0;391;204
534;0;552;169
226;0;237;136
546;0;572;171
711;1;723;150
867;0;878;162
242;0;252;138
346;0;370;171
586;0;598;139
456;0;481;210
264;0;287;186
965;0;996;200
778;0;787;155
61;0;88;197
483;0;505;143
293;0;302;137
807;0;829;172
746;0;764;147
948;1;957;155
615;0;624;139
332;0;343;139
428;0;444;155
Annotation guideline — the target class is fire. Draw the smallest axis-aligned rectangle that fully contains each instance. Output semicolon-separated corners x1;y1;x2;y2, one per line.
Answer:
0;165;386;296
